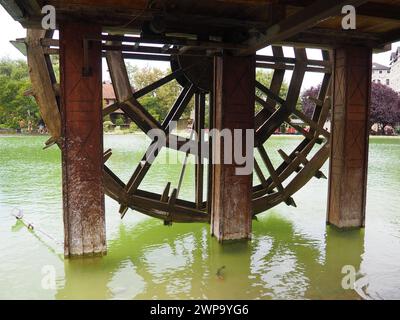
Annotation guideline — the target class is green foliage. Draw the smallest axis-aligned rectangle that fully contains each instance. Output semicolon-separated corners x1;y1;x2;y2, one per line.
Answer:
255;69;289;113
103;121;114;132
50;55;60;83
0;58;38;129
115;117;125;126
129;122;138;133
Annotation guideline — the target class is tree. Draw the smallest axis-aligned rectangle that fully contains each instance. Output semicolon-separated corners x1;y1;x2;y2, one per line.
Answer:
370;82;400;134
0;58;38;129
301;82;400;135
300;85;321;118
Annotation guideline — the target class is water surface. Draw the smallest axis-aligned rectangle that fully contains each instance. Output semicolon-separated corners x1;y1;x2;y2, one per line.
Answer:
0;134;399;299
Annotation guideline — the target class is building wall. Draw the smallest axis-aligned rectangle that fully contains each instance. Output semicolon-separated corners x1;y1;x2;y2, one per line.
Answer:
372;69;391;86
390;60;400;93
371;48;400;93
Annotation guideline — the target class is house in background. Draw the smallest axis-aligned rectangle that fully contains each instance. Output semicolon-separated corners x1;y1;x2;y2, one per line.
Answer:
371;47;400;93
372;62;391;86
102;81;131;125
389;47;400;93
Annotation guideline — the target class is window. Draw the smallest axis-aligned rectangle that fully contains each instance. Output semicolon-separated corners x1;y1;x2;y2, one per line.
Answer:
379;70;382;74
378;80;381;84
387;70;391;73
386;79;390;85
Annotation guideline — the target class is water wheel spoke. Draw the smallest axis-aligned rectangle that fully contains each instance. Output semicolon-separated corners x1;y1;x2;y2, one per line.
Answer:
132;68;183;99
162;84;195;130
292;109;330;139
254;159;269;190
258;145;288;200
256;54;306;145
106;47;162;132
103;102;122;117
194;93;206;208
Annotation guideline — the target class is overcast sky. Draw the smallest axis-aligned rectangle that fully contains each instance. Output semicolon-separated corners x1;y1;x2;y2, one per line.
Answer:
1;6;399;91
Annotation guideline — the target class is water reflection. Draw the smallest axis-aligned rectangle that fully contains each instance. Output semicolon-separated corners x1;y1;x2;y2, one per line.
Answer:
56;213;364;300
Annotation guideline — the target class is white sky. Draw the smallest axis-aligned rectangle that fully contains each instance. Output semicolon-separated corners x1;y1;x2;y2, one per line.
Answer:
1;5;399;91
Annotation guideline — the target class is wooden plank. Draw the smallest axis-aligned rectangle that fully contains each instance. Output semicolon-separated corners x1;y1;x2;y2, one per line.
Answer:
26;29;61;142
254;159;268;190
103;102;121;116
132;69;183;99
195;93;205;209
253;138;316;198
207;91;214;215
258;146;286;198
240;0;368;55
103;167;209;223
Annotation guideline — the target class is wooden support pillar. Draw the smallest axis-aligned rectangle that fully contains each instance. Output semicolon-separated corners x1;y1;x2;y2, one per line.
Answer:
327;46;372;228
60;22;106;256
211;54;255;241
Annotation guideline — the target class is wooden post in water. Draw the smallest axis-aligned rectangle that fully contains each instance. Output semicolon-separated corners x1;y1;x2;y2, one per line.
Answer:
59;22;106;256
211;54;255;241
327;46;372;228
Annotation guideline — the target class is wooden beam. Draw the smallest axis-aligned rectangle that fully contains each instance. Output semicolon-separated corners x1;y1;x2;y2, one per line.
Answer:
287;28;382;49
26;29;61;142
101;34;246;51
240;0;368;55
358;3;400;21
379;28;400;46
195;93;205;209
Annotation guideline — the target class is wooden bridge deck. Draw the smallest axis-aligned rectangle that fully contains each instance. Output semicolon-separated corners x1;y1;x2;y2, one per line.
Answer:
1;0;400;51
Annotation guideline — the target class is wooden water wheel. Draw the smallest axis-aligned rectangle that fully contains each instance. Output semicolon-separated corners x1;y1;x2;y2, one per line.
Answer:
25;29;332;224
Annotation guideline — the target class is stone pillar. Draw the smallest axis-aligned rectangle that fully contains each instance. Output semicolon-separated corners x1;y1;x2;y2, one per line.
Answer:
211;54;255;241
327;46;372;228
60;22;106;256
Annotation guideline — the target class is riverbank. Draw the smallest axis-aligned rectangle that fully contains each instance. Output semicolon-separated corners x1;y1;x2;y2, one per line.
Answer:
1;131;399;138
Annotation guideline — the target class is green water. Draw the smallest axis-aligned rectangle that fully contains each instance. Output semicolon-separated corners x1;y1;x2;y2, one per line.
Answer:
0;134;399;300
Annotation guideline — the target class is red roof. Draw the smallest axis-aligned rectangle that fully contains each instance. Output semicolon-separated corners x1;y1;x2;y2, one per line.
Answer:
103;83;116;100
102;82;135;101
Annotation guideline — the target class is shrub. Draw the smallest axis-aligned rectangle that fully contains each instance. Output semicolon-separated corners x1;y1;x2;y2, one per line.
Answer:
115;118;125;126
